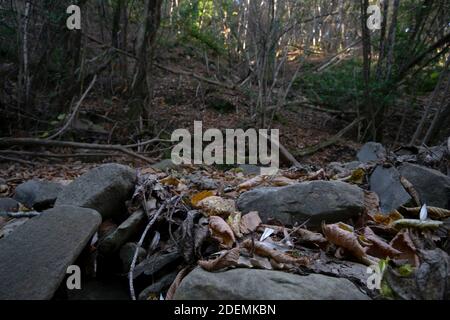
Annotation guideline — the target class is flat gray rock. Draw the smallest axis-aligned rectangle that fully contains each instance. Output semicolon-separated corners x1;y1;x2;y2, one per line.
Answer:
398;163;450;209
14;180;64;209
369;166;411;213
55;163;137;219
174;268;370;300
237;181;364;226
0;205;101;300
98;210;146;255
357;142;386;162
0;197;20;213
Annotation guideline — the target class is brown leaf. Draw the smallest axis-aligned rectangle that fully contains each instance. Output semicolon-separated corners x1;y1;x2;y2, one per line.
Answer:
209;216;236;249
295;228;327;245
237;175;266;191
390;229;420;267
268;176;296;187
364;190;381;217
198;196;236;217
190;190;215;207
160;176;180;187
227;212;243;238
198;247;240;272
322;222;374;265
166;267;192;300
400;176;421;207
363;227;401;259
239;211;262;235
242;239;310;266
400;206;450;220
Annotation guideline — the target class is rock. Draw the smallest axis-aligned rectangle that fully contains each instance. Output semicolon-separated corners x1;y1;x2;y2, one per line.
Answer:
14;180;64;210
55;164;137;220
98;210;146;255
369;166;412;213
398;163;450;209
238;164;262;176
0;197;20;213
0;205;101;300
357;142;386;162
187;174;218;190
0;218;29;239
174;268;370;300
327;161;363;177
119;242;147;272
151;159;178;171
237;181;364;226
138;271;178;300
67;279;130;300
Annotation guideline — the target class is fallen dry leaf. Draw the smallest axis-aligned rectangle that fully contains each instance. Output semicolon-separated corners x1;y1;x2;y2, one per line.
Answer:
227;212;243;238
322;222;375;266
364;190;381;217
198;247;240;272
268;175;296;187
237;175;266;191
363;227;401;259
190;190;215;207
400;206;450;220
239;211;262;235
198;196;236;217
242;239;310;266
160;176;180;187
295;228;327;245
209;216;236;249
390;229;420;267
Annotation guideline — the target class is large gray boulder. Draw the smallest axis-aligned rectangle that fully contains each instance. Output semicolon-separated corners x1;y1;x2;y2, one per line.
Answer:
0;205;101;300
369;166;412;213
357;142;386;162
55;164;137;220
237;181;365;226
14;180;64;209
398;163;450;209
174;268;370;300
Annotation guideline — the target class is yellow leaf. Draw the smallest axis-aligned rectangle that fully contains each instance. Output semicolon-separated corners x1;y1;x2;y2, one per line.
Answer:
160;176;180;186
349;168;365;184
190;190;215;207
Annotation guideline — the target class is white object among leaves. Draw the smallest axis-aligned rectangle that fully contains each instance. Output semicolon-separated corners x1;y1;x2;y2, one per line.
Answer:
259;228;275;242
419;204;428;221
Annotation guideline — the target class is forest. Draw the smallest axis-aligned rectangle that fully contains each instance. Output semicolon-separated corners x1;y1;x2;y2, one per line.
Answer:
0;0;449;302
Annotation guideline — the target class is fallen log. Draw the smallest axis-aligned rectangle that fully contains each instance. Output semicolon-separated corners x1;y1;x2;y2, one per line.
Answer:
0;138;155;164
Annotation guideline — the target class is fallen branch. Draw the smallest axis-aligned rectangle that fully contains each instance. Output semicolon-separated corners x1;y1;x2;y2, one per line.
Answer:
0;138;155;164
129;202;167;300
0;155;36;166
295;118;363;157
47;75;97;140
0;150;124;159
0;211;40;218
155;63;236;91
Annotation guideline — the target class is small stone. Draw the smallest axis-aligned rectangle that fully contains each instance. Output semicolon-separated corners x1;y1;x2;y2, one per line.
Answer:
357;142;386;162
0;197;20;213
14;180;64;210
120;242;147;272
98;210;146;255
